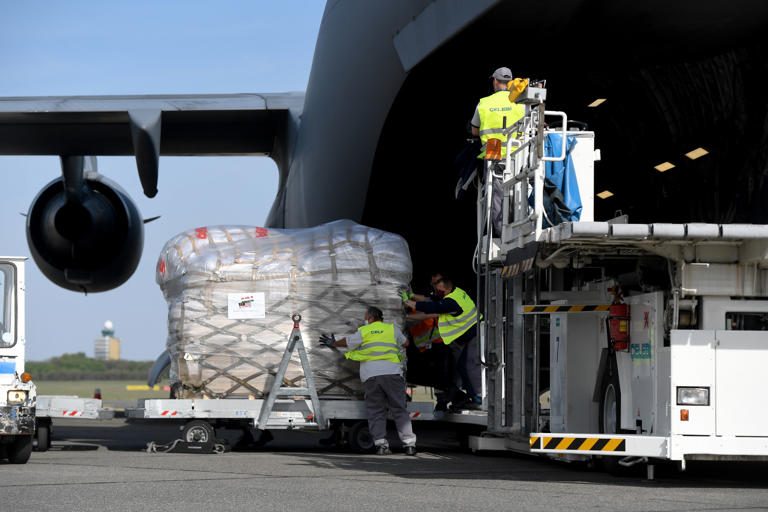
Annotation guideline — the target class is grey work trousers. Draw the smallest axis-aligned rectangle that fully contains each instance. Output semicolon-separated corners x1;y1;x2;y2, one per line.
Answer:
492;176;503;237
444;333;482;404
454;333;482;398
363;374;416;447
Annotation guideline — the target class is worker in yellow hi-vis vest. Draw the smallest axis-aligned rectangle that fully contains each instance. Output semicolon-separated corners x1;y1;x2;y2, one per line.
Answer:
405;277;482;411
470;67;526;236
470;67;526;158
319;306;416;456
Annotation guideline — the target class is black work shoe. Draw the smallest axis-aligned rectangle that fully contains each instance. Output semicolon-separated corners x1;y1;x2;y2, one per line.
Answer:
449;397;471;411
404;446;417;456
376;445;392;455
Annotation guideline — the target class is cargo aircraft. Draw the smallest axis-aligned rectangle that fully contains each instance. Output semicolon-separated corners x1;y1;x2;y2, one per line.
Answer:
1;0;767;293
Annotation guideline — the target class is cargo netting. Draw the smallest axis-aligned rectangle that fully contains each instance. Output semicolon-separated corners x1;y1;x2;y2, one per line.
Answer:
156;220;412;399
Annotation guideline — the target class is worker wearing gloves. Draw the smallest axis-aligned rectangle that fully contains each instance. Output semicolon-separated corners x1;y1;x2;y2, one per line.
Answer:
319;306;417;456
404;271;453;412
405;278;482;410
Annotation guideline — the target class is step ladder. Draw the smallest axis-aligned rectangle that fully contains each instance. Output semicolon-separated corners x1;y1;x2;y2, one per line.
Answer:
256;314;325;430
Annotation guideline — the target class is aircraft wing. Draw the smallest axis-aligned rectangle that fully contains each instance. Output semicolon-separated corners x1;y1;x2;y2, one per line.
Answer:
0;92;303;196
0;93;304;293
0;92;302;155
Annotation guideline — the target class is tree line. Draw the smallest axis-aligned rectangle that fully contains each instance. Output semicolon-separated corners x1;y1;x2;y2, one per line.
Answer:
27;352;157;381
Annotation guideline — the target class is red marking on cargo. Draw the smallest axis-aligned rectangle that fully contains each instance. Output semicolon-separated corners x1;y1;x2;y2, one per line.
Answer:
255;227;268;238
161;410;177;417
411;412;421;418
195;227;208;240
157;258;166;274
63;410;81;417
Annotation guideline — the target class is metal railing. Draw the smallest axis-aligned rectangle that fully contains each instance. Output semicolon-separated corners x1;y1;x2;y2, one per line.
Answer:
501;108;568;251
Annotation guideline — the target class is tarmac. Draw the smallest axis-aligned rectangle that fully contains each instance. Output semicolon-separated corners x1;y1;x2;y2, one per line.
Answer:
1;418;768;511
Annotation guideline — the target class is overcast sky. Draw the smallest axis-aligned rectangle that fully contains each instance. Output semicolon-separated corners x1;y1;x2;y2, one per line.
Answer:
0;1;326;360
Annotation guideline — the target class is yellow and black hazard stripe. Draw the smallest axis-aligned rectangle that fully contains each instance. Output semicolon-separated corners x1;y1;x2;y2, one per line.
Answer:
530;435;626;453
522;304;611;314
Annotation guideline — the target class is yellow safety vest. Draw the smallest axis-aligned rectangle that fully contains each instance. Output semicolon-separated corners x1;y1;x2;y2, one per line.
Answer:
477;90;526;159
344;321;401;363
438;287;479;345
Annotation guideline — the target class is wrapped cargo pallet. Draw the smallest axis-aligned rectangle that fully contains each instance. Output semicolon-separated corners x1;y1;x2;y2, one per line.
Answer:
156;220;412;399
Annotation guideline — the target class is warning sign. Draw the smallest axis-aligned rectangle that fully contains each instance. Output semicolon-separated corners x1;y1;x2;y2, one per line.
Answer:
227;292;266;319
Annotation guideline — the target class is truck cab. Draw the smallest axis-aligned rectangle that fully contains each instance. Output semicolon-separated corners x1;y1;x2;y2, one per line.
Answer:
0;257;36;463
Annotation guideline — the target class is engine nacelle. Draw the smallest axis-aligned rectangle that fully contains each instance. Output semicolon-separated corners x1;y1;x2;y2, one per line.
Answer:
26;173;144;293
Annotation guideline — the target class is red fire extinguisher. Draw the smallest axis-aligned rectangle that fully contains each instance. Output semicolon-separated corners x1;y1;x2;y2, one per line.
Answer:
607;289;630;351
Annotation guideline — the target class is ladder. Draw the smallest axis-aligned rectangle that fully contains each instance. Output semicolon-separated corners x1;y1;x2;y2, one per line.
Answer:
256;314;325;430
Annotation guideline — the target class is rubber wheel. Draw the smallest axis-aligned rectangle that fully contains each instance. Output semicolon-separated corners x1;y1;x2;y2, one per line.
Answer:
347;421;374;453
181;420;216;443
599;373;620;435
598;365;623;474
7;435;33;464
34;424;51;452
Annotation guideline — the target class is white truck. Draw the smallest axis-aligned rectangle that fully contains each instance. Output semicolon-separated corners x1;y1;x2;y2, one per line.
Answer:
0;257;38;463
469;84;768;476
0;256;111;462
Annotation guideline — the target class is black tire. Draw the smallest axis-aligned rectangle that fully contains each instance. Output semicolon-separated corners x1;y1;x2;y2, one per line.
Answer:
599;370;621;435
598;362;624;474
34;424;51;452
7;436;33;464
181;420;216;444
347;421;374;453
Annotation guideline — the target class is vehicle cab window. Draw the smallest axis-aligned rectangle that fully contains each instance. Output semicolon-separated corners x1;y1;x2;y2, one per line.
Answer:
0;263;15;348
725;311;768;331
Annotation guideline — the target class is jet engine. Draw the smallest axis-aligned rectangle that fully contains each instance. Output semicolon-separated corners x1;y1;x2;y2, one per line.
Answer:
26;157;144;293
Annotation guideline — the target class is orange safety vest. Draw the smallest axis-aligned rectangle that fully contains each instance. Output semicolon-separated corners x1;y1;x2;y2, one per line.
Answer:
409;317;443;352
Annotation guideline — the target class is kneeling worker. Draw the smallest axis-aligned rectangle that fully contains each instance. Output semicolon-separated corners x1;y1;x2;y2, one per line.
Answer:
320;306;417;456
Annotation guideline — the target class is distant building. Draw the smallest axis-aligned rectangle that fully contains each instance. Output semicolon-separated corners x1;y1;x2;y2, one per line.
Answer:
94;320;121;361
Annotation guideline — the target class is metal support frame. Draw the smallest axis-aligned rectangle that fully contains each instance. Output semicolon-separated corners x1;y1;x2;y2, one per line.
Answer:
506;274;525;433
256;314;325;430
480;269;541;438
500;103;568;252
485;270;504;432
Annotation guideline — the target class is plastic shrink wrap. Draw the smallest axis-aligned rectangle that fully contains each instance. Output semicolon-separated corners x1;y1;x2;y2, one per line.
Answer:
156;220;412;399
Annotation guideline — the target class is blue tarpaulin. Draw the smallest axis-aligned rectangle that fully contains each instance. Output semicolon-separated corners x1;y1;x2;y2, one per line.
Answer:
544;133;582;222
